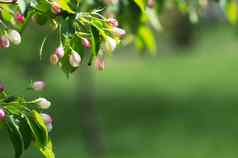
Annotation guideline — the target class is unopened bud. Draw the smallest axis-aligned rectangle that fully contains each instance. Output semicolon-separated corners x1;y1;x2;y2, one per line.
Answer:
69;51;81;67
0;36;10;48
82;38;91;48
32;81;45;91
36;98;51;109
7;30;21;45
50;54;59;65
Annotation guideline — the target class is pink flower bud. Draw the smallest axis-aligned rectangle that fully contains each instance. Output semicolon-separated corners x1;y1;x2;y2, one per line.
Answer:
41;113;53;132
50;54;59;65
15;12;25;23
107;18;119;27
148;0;156;8
0;36;10;48
51;2;61;14
0;109;5;121
7;30;21;45
69;51;81;67
82;38;91;48
55;47;64;58
32;81;45;91
36;98;51;109
41;113;53;124
0;83;5;93
95;57;105;71
112;27;126;37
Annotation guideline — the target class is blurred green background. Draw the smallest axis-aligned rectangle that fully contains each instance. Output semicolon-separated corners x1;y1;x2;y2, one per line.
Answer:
1;18;238;158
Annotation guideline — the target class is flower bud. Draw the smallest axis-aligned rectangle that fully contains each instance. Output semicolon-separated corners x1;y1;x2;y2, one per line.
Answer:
51;2;61;14
0;36;10;48
112;27;126;37
0;109;5;121
0;83;5;93
15;12;25;23
41;113;53;124
32;81;45;91
55;46;64;58
148;0;156;8
50;54;59;65
82;38;91;48
7;30;21;45
102;36;117;53
95;56;105;71
69;51;81;67
103;0;119;5
36;98;51;109
107;18;119;27
41;113;53;132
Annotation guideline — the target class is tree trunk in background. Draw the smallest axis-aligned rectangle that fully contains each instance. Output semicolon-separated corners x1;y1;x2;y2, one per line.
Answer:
77;67;105;158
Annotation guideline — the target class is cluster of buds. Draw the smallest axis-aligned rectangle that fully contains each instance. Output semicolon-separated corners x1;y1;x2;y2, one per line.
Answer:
50;46;82;68
0;30;21;48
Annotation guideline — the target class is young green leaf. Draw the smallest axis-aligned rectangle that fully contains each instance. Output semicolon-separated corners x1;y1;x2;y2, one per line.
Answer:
6;115;24;158
40;140;55;158
24;111;48;148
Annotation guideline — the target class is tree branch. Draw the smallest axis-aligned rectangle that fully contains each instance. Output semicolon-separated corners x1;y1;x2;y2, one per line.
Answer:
0;0;17;4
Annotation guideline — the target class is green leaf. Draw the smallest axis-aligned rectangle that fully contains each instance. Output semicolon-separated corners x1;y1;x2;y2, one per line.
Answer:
40;140;55;158
226;1;238;24
59;0;75;14
89;26;101;65
18;0;27;14
6;115;24;158
24;111;48;148
134;0;146;12
136;26;157;55
19;116;33;150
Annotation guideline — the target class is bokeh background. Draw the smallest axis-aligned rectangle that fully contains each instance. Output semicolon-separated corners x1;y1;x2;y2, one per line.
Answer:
1;6;238;158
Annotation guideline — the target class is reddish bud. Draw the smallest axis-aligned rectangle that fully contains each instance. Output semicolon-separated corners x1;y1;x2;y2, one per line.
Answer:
15;12;25;23
0;36;10;48
82;38;91;48
51;2;61;14
0;109;5;121
0;83;5;93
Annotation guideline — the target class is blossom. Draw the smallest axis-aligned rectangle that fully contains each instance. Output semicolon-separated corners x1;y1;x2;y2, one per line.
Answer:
82;38;91;48
55;46;64;58
112;27;126;37
107;18;119;27
50;54;59;65
0;109;5;121
69;51;81;67
102;36;117;53
0;36;10;48
95;56;105;71
32;81;45;91
41;113;53;132
51;2;61;14
36;98;51;109
7;30;21;45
